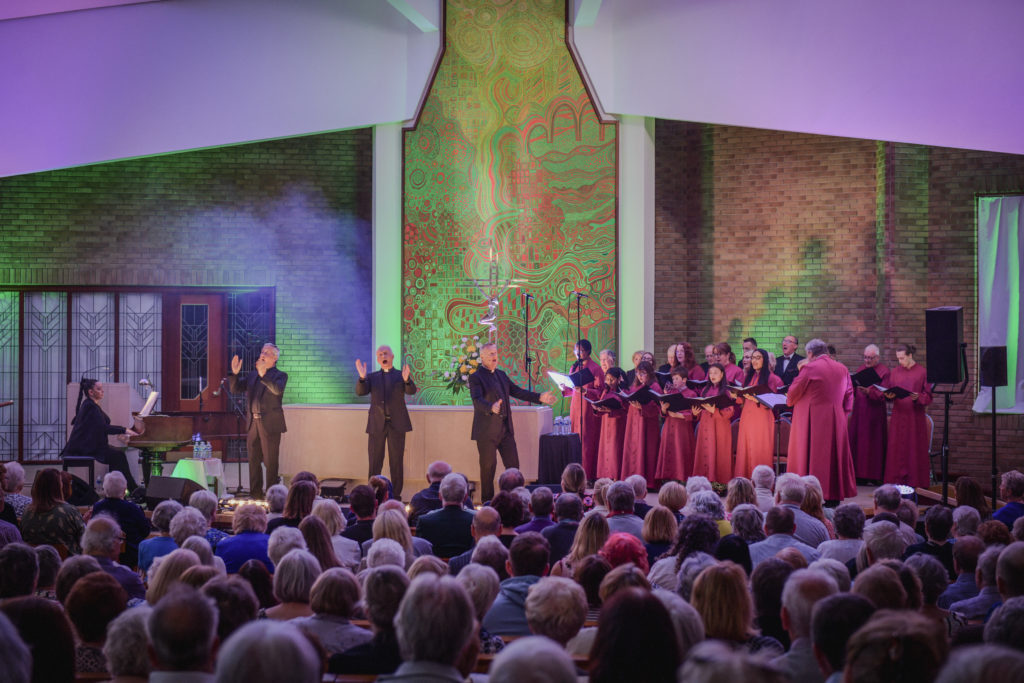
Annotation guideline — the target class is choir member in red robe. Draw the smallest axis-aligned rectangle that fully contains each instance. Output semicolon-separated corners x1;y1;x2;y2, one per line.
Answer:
656;344;679;383
715;342;746;387
675;342;707;381
786;339;857;503
882;343;934;488
594;367;628;480
565;339;604;480
691;363;735;483
733;348;784;478
620;361;661;481
849;344;889;483
655;365;697;482
598;348;617;375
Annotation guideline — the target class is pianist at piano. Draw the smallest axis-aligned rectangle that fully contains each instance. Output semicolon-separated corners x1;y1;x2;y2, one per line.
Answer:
59;378;144;492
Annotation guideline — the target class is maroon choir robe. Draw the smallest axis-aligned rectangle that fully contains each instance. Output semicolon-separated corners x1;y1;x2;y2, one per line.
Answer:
691;389;735;483
566;357;604;479
733;372;784;478
595;388;628;480
722;363;745;386
786;355;857;501
687;365;707;381
620;389;662;481
655;386;697;482
882;363;934;488
850;363;890;481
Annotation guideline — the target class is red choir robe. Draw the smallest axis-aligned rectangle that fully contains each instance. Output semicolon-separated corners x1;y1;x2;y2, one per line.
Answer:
687;365;707;381
786;355;857;501
655;386;697;482
595;388;628;480
566;357;604;479
733;372;784;478
851;364;890;481
620;385;662;482
882;363;933;488
691;387;735;483
722;363;745;421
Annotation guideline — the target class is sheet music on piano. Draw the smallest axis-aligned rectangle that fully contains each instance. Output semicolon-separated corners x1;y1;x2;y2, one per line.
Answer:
137;391;160;417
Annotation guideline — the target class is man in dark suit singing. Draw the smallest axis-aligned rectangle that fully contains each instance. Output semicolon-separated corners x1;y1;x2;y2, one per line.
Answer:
229;343;287;499
355;345;416;499
469;342;556;503
774;334;804;387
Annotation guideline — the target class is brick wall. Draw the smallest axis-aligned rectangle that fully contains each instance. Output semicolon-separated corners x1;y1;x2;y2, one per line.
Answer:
0;130;374;403
655;120;1024;486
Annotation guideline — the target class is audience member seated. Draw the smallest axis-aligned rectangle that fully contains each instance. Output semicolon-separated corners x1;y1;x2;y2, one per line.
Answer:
678;639;788;682
202;575;259;641
496;467;525;498
381;574;477;683
751;558;796;650
361;508;432;568
993;470;1024;529
188;489;230;550
341;484;377;545
642;505;676;568
407;554;447;581
214;620;321;683
169;506;210;550
263;548;319;620
776;546;811;569
691;490;732;538
725;477;757;519
265;483;288;522
181;534;225;577
651;588;705;660
873;484;920;546
571;554;611;627
542;492;582;565
32;545;60;601
984;596;1024;652
844;609;948;683
600;532;650;573
934;643;1024;683
848;519;907;578
66;571;128;673
139;500;181;577
550;508;608;578
0;542;38;601
810;593;875;683
907;553;966;639
415;472;475;557
691;560;783;656
996;541;1024;603
455;562;504;654
329;565;408;676
103;605;152;683
773;569;839;683
82;514;146;601
750;506;820;568
215;503;272;574
55;553;102;604
1014;517;1024;542
605;481;644;540
1;461;31;519
0;595;75;682
657;480;688;524
599;562;651;602
524;575;587;649
590;477;613;516
903;504;955;579
487;636;577;683
366;537;406;571
807;558;852;592
90;471;150;566
19;467;86;555
648;514;719;591
237;558;277;609
290;567;372;655
310;499;360;571
626;474;652;519
482;531;550;636
774;474;829;548
816;503;865;565
515;486;556;535
0;500;20;550
408;460;451;526
953;504;981;538
851;563;908;609
266;480;316;534
950;544;1004;620
146;548;201;605
730;504;766;544
752;465;776;513
938;534;983;608
267;526;307;568
298;514;342;571
715;534;753;575
447;505;500;575
560;462;592;512
491;490;525;548
589;587;682;683
978;519;1014;547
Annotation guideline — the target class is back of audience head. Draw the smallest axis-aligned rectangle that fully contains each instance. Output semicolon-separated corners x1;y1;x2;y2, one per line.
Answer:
598;562;651;603
33;545;60;591
299;514;342;571
149;585;218;673
525;576;587;646
657;480;687;512
833;502;866;539
0;543;38;599
456;563;500;621
1014;516;1024;543
676;551;718;603
567;510;609;563
101;470;128;499
691;490;725;520
752;464;775;491
589;587;681;683
181;535;216;567
66;571;128;644
147;547;201;604
730;504;765;543
180;564;220;590
679;639;789;683
725;477;756;512
625;474;647;500
151;499;183;533
591;478;613;508
750;557;795;619
935;643;1024;683
984;596;1024;652
997;541;1024;599
573;554;612;609
560;462;586;497
852;563;908;608
214;620;321;683
491;490;524;529
642;505;677;546
873;484;902;512
407;554;447;580
283;481;318;521
844;609;948;683
776;546;809;569
777;476;806;505
764;505;796;536
949;534;984;580
508;531;550;577
955;476;992;518
267;525;307;566
82;513;124;558
923;504;954;542
862;519;906;566
348;484;376;519
103;605;152;681
498;467;525;493
471;535;509;579
670;513;720;569
691;561;754;642
189;489;219;523
686;476;712;497
203;576;259;641
897;498;919;530
605;481;635;514
811;593;875;679
308;567;360;618
0;596;74;683
55;554;102;604
170;507;208;546
528;486;554;519
362;565;409;631
273;549;321;606
715;534;752;575
435;471;465;506
367;537;406;570
953;504;981;537
905;553;948;606
553;492;582;522
237;558;277;609
487;636;576;683
807;558;851;592
265;483;288;514
651;588;704;659
600;532;648;572
980;519;1014;547
781;569;838;641
395;575;475;667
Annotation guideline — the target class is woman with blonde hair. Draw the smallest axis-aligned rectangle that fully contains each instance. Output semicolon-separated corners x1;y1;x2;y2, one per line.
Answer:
146;548;201;605
724;477;757;518
550;511;610;577
591;478;614;516
362;508;431;568
657;481;687;524
642;505;678;567
690;560;782;656
311;499;361;570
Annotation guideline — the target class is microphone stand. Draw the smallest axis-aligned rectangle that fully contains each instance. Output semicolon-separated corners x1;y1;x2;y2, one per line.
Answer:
523;293;534;392
218;376;250;497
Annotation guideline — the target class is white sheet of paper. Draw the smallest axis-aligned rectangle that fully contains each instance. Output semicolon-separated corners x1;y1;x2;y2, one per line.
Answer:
547;371;575;392
138;390;159;417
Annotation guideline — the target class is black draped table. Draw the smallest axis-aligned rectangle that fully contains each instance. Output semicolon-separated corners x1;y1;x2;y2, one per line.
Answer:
537;433;582;484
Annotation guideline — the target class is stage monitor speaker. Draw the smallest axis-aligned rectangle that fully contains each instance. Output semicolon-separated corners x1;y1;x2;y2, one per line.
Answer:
67;474;100;506
980;346;1008;387
145;475;205;510
925;306;964;384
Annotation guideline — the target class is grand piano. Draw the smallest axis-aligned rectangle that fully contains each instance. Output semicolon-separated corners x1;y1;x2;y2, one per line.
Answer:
127;415;193;488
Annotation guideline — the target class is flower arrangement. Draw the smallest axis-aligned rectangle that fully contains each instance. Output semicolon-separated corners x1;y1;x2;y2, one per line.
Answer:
438;336;482;395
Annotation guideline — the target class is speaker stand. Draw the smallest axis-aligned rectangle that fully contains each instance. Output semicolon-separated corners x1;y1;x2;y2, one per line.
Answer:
931;342;969;505
990;389;998;512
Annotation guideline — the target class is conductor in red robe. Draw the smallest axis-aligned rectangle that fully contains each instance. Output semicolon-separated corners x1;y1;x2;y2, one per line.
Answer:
565;339;604;480
881;343;934;489
849;344;889;483
786;338;857;503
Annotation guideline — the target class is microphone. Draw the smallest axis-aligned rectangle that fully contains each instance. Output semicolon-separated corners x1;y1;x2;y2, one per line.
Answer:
571;291;590;299
523;293;535;301
138;379;150;387
211;378;228;397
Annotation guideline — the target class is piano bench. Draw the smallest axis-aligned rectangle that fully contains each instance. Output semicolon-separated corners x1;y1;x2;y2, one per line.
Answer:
62;456;95;487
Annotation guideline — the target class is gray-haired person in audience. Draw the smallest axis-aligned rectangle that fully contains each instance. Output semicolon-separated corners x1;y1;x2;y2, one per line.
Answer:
215;620;321;683
455;562;505;654
265;484;288;522
265;548;319;620
949;544;1005;619
487;636;577;683
848;520;906;578
773;569;839;683
170;507;208;548
139;500;182;577
774;474;829;548
816;503;865;565
605;481;643;540
267;526;306;568
652;588;705;660
366;537;406;571
953;505;981;538
872;484;919;546
214;503;272;574
1;461;31;518
749;506;820;568
984;596;1024;653
102;604;152;682
82;515;146;602
189;489;230;549
730;504;766;544
148;585;218;681
933;644;1024;683
328;565;408;676
996;542;1024;602
470;534;510;581
525;576;588;648
751;465;775;513
675;552;718;602
290;568;373;655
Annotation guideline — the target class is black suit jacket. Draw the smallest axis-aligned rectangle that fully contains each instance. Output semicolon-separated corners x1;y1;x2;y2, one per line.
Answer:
468;366;541;442
229;367;288;434
355;369;416;433
541;519;579;564
61;398;126;457
415;505;475;557
774;353;804;387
